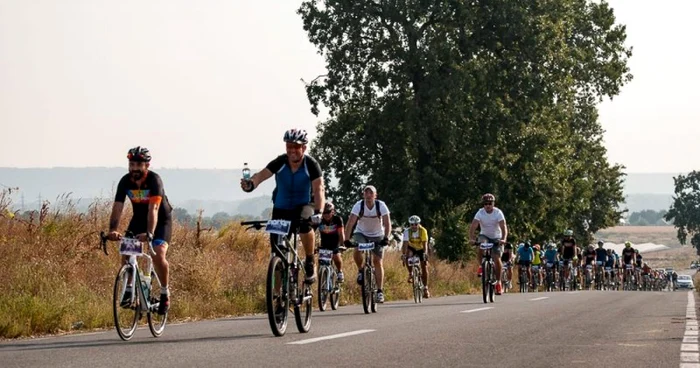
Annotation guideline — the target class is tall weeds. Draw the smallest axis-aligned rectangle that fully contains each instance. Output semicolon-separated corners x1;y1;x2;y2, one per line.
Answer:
0;190;478;338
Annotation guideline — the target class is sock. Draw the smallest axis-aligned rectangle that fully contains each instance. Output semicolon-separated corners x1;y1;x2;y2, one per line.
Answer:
161;286;169;296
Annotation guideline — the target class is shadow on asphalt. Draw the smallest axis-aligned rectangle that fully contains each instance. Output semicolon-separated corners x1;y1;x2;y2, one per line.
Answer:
0;333;270;352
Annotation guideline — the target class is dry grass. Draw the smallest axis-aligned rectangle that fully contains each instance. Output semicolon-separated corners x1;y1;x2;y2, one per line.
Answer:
0;191;479;339
596;225;680;247
643;247;697;270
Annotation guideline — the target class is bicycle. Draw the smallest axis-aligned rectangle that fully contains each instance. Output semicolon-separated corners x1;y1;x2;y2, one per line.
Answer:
357;241;379;314
241;219;313;337
408;255;424;304
99;231;167;341
518;264;530;294
475;240;496;303
317;247;343;311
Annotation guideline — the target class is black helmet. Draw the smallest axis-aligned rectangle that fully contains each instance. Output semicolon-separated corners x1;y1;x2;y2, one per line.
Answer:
127;146;151;162
482;193;495;203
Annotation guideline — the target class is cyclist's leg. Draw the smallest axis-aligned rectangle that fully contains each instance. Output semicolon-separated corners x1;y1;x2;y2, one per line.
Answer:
371;236;385;291
476;235;487;275
152;221;172;314
419;249;428;288
332;248;343;276
352;233;367;284
297;205;316;282
490;237;503;283
406;247;416;282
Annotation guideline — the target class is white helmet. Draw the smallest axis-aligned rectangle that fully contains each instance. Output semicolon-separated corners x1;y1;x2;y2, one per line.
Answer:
408;215;421;225
283;128;308;144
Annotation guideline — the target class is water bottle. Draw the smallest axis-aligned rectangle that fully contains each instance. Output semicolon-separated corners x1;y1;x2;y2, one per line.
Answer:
242;163;251;180
142;273;151;300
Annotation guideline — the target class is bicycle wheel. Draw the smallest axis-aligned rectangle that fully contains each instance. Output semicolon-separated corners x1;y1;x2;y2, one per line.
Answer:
362;266;371;314
369;267;378;313
488;262;494;303
330;268;340;310
113;264;139;341
417;268;423;304
412;266;420;304
294;271;312;333
481;262;488;304
147;270;167;337
266;256;288;337
318;266;329;312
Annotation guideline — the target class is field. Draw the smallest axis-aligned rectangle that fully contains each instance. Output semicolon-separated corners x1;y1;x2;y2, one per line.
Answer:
595;226;681;247
0;193;480;339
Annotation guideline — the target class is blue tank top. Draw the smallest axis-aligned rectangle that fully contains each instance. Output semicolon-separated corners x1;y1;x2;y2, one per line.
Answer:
265;154;322;210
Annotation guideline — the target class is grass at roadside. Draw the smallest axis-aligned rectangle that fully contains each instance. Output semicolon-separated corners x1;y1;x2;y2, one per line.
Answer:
0;195;479;339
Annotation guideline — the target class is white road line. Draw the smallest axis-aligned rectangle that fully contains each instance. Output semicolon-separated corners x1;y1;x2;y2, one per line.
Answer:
682;291;699;367
460;307;494;313
287;329;375;345
530;297;549;301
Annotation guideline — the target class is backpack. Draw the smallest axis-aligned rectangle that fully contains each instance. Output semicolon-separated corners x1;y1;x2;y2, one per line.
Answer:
357;199;385;219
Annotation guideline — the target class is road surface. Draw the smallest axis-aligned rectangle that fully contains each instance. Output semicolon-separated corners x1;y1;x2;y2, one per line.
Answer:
1;284;696;368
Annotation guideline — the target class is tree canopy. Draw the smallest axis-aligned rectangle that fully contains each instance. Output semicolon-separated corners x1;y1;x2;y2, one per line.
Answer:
665;171;700;253
298;0;632;259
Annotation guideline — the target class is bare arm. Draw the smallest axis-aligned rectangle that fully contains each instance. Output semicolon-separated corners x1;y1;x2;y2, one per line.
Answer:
344;214;358;241
337;226;345;246
311;177;325;213
499;220;507;243
382;213;391;239
147;201;160;235
252;168;273;188
469;219;479;243
109;202;124;232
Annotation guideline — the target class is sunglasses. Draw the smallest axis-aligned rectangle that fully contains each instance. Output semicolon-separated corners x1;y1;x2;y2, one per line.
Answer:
483;202;494;206
323;210;332;214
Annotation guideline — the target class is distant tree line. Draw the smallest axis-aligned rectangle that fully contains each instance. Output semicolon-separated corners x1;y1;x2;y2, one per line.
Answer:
626;209;671;226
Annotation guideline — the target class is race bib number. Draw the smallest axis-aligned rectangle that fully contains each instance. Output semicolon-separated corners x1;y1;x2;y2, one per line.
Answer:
119;238;143;256
408;256;420;266
605;267;612;271
596;261;603;266
358;242;375;251
480;243;494;250
532;265;540;271
265;219;291;235
546;263;553;268
626;264;633;270
586;265;593;270
318;249;333;263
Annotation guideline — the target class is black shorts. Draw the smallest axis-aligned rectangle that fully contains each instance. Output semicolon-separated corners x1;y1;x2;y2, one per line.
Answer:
407;246;426;260
519;260;532;267
320;243;341;254
271;206;313;235
128;218;172;247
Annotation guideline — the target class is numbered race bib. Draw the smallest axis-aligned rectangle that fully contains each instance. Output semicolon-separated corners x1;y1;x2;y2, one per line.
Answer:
480;242;494;250
605;267;612;271
596;261;603;266
546;263;554;268
318;249;333;264
559;261;564;266
408;256;420;266
119;238;143;256
626;264;633;270
358;242;375;251
265;219;292;236
586;265;593;270
532;265;540;271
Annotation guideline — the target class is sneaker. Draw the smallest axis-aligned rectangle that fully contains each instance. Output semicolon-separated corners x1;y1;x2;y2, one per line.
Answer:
356;269;364;285
477;266;483;277
157;294;170;315
423;288;430;298
120;290;132;308
495;282;503;295
336;271;344;283
304;260;316;284
407;276;413;283
377;291;385;303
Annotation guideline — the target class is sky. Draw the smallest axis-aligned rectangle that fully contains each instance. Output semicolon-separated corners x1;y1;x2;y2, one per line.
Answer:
0;0;697;173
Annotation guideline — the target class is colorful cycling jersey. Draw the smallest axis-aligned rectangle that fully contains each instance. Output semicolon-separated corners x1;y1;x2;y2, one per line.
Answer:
517;245;534;262
403;225;429;250
543;249;558;264
266;154;322;210
595;248;607;263
318;215;344;249
114;171;172;233
532;250;543;265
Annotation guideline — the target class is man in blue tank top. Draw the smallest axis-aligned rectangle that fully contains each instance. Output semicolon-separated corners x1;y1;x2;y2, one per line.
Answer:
240;128;326;283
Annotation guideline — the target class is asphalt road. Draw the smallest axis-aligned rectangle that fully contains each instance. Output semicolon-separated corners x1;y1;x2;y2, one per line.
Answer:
1;282;694;368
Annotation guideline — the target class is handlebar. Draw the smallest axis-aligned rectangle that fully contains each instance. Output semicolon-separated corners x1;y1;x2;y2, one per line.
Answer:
240;218;315;232
99;230;153;256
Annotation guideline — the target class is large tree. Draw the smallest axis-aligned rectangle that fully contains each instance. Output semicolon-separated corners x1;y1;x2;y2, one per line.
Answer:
299;0;631;258
664;171;700;254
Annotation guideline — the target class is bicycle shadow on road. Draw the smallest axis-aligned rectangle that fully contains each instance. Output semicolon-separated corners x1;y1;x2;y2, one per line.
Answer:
382;301;487;309
0;333;269;352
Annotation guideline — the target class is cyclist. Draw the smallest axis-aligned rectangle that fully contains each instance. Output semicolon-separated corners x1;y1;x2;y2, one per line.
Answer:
344;185;392;303
240;128;325;283
501;242;515;290
402;215;430;298
317;202;345;282
531;244;543;287
558;229;577;285
604;248;615;286
621;241;635;285
108;146;173;315
543;243;559;286
469;193;508;295
516;242;535;289
594;241;607;283
635;249;644;287
582;244;596;287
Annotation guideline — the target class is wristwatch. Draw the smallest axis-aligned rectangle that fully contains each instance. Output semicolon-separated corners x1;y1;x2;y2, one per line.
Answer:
147;232;154;241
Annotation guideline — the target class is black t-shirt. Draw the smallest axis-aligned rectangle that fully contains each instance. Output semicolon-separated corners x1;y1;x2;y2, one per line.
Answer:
622;247;635;262
583;249;596;263
318;215;344;249
114;171;172;232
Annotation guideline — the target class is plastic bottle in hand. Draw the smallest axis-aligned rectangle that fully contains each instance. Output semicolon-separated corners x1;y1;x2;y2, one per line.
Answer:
242;163;251;180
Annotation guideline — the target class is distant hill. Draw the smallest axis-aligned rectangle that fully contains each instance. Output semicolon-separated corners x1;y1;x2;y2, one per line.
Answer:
0;168;687;215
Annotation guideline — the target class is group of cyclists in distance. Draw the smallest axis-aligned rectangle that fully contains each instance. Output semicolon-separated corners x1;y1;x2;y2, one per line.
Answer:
105;128;678;318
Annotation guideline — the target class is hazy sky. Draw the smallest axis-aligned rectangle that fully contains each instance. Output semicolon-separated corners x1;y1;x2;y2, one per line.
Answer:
0;1;697;173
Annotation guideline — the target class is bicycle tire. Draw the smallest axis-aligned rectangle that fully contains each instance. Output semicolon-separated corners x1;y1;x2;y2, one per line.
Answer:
413;266;420;304
488;262;494;303
318;266;329;311
482;262;488;304
147;270;167;337
369;267;378;313
266;256;288;337
362;267;371;314
113;264;139;341
330;267;340;310
294;278;312;333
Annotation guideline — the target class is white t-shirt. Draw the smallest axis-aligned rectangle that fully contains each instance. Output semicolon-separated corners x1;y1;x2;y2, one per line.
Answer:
351;199;390;238
473;207;506;239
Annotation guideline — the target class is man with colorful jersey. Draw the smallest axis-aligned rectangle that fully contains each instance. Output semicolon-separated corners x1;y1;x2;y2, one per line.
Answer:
344;185;392;303
317;202;345;282
604;248;616;285
621;241;636;285
531;244;544;288
241;128;325;284
470;193;508;295
516;242;535;288
402;215;430;298
543;243;559;285
108;146;173;315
